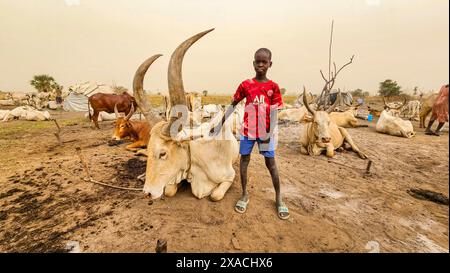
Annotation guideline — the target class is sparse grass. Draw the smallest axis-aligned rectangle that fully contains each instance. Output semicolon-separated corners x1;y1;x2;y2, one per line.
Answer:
0;118;85;138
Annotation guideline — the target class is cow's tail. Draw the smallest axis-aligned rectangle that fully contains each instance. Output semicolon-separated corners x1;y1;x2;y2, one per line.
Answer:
88;98;92;120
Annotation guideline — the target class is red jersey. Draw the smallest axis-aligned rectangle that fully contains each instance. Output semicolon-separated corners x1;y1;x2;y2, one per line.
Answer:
233;78;283;138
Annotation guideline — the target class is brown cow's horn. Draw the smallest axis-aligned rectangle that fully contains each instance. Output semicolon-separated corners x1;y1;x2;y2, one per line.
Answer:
114;104;119;118
303;86;316;115
326;91;341;113
133;54;163;127
125;103;134;120
163;28;215;136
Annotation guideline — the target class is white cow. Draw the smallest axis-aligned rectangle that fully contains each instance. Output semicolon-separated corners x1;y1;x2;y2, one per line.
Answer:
0;99;15;106
135;29;239;201
2;106;51;121
278;107;308;123
401;100;421;121
202;104;223;119
376;110;415;138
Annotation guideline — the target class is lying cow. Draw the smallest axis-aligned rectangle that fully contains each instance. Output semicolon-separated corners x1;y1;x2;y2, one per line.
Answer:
134;29;239;201
299;88;367;159
328;103;369;128
2;106;51;121
0;99;15;106
376;110;415;138
88;91;136;129
111;104;151;151
278;107;308;123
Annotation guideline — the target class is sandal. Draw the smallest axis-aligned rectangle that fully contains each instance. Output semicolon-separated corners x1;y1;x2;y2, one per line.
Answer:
235;198;249;214
277;203;290;220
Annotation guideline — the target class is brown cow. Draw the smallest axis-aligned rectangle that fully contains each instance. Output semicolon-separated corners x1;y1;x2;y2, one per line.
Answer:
88;92;136;128
112;104;151;151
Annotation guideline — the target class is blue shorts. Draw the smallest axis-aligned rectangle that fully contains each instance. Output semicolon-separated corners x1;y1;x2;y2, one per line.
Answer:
239;136;275;158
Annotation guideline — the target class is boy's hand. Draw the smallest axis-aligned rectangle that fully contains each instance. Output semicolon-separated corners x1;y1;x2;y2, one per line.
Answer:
260;137;271;144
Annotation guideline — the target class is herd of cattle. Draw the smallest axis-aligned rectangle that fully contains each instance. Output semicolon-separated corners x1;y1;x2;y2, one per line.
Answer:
0;29;444;201
83;29;444;200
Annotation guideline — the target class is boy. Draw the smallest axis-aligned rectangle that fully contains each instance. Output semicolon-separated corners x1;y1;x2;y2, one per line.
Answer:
211;48;289;220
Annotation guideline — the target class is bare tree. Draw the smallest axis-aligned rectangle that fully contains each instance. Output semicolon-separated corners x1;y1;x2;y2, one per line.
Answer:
316;21;355;110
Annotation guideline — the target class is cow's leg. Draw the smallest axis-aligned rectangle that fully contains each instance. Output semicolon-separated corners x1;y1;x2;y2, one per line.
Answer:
300;145;309;155
210;181;233;202
338;127;367;159
164;184;178;197
135;149;148;156
92;111;100;129
126;141;146;151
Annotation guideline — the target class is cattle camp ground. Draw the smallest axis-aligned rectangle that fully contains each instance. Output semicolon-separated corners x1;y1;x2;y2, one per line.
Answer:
0;91;448;253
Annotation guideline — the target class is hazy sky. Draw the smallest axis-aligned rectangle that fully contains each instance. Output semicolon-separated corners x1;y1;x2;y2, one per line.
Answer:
0;0;448;95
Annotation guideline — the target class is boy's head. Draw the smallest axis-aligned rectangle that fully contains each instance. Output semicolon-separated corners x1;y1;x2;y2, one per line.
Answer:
253;48;272;76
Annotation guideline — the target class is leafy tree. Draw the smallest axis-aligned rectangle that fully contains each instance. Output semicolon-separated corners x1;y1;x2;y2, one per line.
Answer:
202;90;208;96
350;88;363;97
413;86;418;96
280;88;287;96
378;79;402;96
30;74;59;93
362;91;370;97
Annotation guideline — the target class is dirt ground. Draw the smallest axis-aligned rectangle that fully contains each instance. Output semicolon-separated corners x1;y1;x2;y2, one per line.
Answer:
0;109;448;253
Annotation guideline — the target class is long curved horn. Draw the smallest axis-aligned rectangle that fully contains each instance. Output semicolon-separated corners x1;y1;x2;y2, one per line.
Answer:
125;103;134;120
326;91;341;113
164;28;215;136
394;97;407;110
383;96;390;109
133;54;163;127
114;104;119;118
303;86;316;115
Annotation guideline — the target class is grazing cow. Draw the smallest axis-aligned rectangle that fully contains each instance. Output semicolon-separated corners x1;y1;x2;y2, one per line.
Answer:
112;104;152;151
376;110;416;138
134;29;239;200
88;91;136;129
298;88;367;159
400;100;421;121
419;93;439;128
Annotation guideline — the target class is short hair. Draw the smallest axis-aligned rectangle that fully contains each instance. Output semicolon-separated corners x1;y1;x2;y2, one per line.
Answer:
255;48;272;60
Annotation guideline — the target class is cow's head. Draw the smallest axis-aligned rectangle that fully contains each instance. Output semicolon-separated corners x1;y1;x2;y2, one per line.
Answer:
133;29;215;199
303;87;340;144
383;96;406;117
112;103;135;140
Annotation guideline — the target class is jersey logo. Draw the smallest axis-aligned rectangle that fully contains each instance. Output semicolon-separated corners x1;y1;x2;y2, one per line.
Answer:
253;95;266;105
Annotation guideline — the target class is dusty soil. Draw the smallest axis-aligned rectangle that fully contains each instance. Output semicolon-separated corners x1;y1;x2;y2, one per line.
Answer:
0;110;448;253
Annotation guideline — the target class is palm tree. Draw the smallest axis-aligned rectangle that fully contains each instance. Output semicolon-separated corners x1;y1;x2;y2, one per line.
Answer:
30;74;56;93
